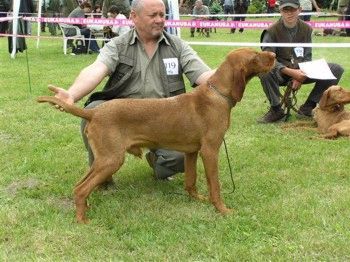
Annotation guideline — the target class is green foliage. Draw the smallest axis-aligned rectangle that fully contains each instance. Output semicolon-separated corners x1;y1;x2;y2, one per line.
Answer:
209;0;223;14
1;23;350;260
249;0;266;13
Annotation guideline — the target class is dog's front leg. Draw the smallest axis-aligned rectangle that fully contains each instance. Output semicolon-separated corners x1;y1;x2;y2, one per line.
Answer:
201;145;232;215
184;152;207;201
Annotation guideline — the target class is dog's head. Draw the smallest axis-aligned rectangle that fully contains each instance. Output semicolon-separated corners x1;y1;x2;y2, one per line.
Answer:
225;48;275;102
319;85;350;111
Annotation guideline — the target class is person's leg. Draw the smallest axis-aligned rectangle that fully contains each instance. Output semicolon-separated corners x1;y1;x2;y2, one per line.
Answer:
146;149;184;180
80;28;100;52
257;69;286;123
306;63;344;104
239;15;245;32
232;15;240;33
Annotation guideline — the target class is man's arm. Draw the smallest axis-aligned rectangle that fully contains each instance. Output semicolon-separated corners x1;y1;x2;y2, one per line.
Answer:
50;61;110;105
195;69;216;85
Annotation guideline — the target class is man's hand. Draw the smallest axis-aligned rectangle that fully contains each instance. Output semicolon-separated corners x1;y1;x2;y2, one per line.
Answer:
47;85;74;111
291;79;302;90
291;69;307;83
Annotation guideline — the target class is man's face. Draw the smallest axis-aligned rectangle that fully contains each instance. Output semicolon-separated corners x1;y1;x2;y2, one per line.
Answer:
195;1;203;8
83;7;91;13
130;0;165;39
280;6;301;27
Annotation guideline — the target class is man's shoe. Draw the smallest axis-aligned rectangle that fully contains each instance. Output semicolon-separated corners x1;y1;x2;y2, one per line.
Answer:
257;107;285;123
190;32;194;37
296;104;313;118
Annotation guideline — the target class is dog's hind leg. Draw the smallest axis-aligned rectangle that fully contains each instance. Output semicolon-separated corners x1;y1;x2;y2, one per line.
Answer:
200;144;232;215
74;153;125;223
74;131;126;223
184;152;207;201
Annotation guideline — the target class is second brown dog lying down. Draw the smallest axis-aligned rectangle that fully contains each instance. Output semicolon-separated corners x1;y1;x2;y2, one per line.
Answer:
313;85;350;138
37;48;275;223
282;85;350;139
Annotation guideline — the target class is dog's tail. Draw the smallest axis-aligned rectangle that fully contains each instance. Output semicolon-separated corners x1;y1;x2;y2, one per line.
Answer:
37;96;92;120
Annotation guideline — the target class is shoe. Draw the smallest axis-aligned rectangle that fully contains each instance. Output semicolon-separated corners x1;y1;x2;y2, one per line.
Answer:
239;28;244;33
257;107;285;123
206;31;209;37
296;104;313;118
190;32;194;37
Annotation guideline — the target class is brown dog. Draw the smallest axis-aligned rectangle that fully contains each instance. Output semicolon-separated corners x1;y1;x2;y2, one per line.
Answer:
282;85;350;139
313;85;350;138
37;48;275;223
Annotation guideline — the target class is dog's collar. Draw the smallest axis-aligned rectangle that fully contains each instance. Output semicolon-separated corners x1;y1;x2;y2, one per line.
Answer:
207;82;235;108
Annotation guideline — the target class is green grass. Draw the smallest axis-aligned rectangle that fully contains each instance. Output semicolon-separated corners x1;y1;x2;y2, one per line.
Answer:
1;23;350;260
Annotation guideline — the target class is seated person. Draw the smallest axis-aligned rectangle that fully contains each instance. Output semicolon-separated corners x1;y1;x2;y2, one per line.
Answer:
66;2;100;53
190;0;210;37
258;0;344;123
104;5;131;39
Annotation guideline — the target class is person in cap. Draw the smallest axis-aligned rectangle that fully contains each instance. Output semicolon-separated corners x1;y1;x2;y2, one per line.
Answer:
257;0;344;123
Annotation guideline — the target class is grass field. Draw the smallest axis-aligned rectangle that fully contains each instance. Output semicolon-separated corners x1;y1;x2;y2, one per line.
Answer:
1;23;350;260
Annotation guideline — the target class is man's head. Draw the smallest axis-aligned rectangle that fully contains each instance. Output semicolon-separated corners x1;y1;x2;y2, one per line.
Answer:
130;0;165;40
80;2;92;13
108;5;121;18
279;0;300;9
195;0;203;8
279;0;301;27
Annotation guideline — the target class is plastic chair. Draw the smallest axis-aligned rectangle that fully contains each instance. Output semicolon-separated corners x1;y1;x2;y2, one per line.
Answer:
59;23;85;55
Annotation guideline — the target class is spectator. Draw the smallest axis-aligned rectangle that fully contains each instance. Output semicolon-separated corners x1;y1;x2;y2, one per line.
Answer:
299;0;320;21
66;2;100;53
104;4;130;39
223;0;234;33
102;0;131;17
336;0;349;35
0;0;10;34
232;0;250;33
266;0;276;13
257;0;344;123
190;0;210;37
48;0;214;182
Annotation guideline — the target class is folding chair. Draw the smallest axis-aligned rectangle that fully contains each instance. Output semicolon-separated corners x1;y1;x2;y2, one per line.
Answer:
58;23;85;55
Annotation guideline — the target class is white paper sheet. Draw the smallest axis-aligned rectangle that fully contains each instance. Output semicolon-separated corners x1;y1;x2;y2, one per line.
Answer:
298;59;336;80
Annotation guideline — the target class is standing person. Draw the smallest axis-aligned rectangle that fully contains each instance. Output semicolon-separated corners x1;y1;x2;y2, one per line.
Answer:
266;0;276;13
232;0;250;33
299;0;320;21
336;0;349;35
190;0;210;37
0;0;10;34
66;2;100;53
48;0;214;182
257;0;344;123
223;0;234;33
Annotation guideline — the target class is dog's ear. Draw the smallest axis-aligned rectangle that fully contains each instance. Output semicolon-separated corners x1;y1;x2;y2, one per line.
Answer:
319;88;330;110
231;68;246;102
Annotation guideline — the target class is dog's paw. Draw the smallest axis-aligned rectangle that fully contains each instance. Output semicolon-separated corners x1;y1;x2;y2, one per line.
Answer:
216;205;233;215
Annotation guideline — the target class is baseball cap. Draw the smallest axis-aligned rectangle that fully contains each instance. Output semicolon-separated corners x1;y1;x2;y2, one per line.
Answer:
279;0;300;9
